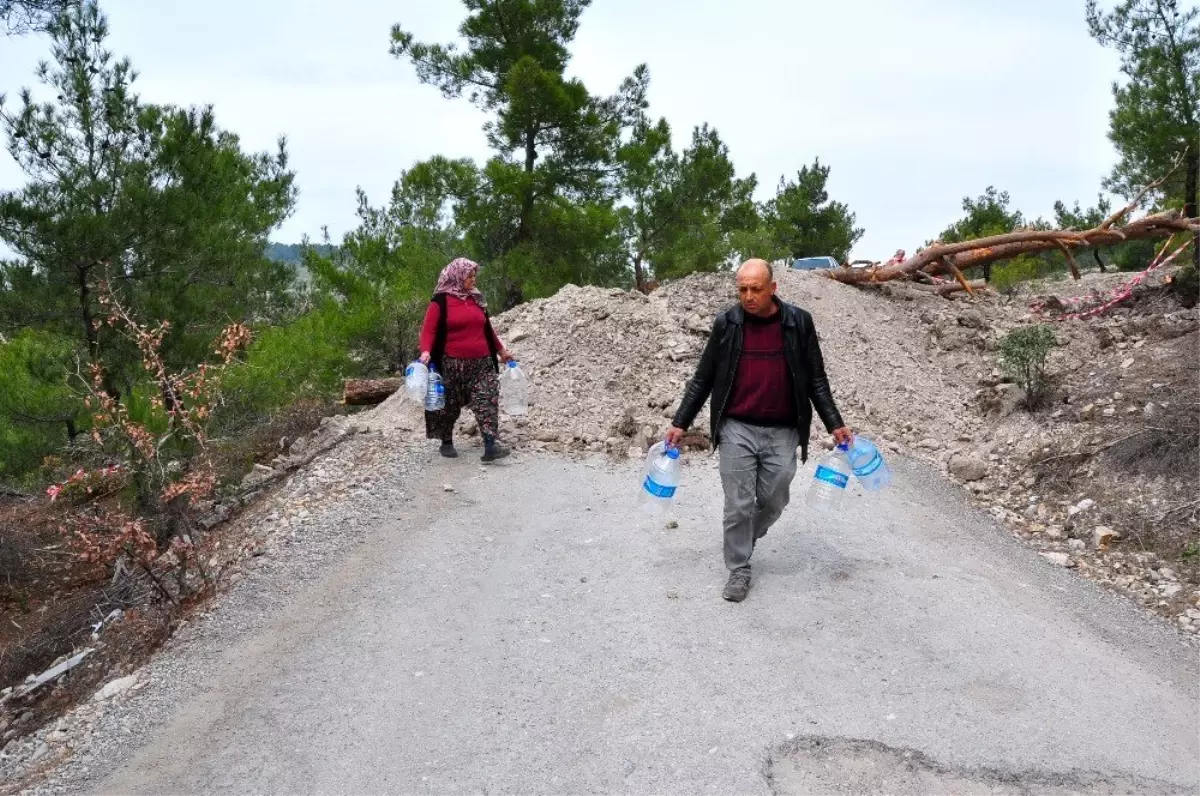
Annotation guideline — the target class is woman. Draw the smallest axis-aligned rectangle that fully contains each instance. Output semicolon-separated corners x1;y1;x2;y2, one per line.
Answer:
418;257;513;462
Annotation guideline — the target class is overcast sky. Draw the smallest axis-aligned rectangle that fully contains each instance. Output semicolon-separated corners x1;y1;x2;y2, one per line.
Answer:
0;0;1122;261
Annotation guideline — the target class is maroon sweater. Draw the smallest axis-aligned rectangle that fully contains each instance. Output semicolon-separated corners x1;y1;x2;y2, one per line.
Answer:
418;295;502;359
724;310;798;427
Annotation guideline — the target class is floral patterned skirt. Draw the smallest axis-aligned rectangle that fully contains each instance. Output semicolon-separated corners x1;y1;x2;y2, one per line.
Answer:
424;356;499;441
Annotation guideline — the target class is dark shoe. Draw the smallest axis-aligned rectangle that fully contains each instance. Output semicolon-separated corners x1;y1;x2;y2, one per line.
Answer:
481;442;510;463
722;570;751;602
439;441;458;458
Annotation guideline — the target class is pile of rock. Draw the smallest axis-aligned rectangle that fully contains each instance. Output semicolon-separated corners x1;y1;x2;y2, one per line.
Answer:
484;269;994;462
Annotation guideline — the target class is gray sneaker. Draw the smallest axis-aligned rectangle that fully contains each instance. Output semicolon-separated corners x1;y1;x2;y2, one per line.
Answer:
722;570;751;602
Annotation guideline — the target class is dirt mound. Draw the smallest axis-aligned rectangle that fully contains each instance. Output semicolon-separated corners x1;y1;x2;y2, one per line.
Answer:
487;270;986;461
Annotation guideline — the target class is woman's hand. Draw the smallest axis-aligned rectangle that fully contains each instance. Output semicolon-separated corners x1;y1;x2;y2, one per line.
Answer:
419;351;431;365
499;348;515;364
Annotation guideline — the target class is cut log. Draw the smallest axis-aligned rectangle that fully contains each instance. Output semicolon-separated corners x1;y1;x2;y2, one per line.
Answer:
343;378;402;406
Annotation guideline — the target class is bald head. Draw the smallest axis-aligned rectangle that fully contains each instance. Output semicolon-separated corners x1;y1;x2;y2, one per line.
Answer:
735;258;778;318
737;258;773;282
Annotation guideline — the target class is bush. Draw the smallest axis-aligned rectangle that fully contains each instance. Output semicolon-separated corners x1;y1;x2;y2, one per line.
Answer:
1171;264;1198;309
0;330;87;487
990;252;1081;294
1110;238;1160;272
991;257;1041;293
998;324;1057;410
219;306;354;415
207;398;338;489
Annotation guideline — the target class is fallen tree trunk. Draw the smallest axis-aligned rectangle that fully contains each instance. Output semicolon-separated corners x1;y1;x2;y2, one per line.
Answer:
829;210;1197;286
904;279;990;296
829;159;1199;288
343;378;401;406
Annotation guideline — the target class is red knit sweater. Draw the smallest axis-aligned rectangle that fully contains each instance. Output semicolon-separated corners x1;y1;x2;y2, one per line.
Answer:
419;295;502;359
724;310;797;427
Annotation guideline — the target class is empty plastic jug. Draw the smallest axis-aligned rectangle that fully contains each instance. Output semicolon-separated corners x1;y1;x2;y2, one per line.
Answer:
424;366;445;412
846;435;892;491
806;444;852;512
500;361;529;415
640;441;681;511
404;360;428;403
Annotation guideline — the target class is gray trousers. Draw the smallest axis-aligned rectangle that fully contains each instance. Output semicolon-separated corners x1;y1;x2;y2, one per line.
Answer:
718;419;801;573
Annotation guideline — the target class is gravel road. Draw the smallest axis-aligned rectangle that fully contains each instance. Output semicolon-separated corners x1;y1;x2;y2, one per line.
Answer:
65;448;1199;795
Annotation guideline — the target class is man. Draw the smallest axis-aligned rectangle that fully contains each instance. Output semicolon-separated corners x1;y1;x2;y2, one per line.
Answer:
666;258;852;602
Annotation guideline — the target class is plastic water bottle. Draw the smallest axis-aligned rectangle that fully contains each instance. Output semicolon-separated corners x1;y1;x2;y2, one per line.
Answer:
640;441;681;512
806;444;852;511
404;360;428;403
499;361;529;415
846;435;892;491
424;366;445;412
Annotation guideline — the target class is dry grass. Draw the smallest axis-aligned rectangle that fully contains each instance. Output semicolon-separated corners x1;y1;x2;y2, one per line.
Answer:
0;397;346;745
207;398;344;489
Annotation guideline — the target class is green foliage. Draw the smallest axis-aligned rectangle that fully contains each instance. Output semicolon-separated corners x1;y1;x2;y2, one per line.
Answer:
937;190;1156;286
1110;237;1163;271
0;1;297;384
391;0;649;305
390;1;864;295
1053;196;1112;230
762;159;863;263
225;156;481;413
0;328;84;485
936;186;1025;244
615;115;673;289
1183;540;1200;561
998;325;1058;410
1171;263;1199;307
933;187;1060;282
265;242;334;264
615;118;763;284
1087;0;1199;214
0;0;70;35
266;241;335;289
0;2;297;487
990;257;1043;293
218;298;367;415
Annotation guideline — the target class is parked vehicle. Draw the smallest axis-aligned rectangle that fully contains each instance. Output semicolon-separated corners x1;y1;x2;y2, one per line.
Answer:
791;256;840;271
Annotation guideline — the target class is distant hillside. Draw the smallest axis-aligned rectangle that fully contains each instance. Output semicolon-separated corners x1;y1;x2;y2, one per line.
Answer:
265;242;336;287
265;242;334;264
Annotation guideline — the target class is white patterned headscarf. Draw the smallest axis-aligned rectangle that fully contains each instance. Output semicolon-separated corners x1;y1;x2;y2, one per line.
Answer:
434;257;486;308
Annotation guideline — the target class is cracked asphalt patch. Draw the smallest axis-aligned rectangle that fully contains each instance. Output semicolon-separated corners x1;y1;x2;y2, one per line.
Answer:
50;452;1200;794
767;736;1190;795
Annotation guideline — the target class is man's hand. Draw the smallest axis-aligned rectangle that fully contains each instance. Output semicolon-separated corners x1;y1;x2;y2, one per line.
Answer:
832;426;854;447
665;426;685;448
419;351;431;365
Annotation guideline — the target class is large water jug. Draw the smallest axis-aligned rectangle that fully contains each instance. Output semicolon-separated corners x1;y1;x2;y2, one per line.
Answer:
846;435;892;491
640;441;681;511
500;361;529;415
424;366;445;412
405;361;428;403
806;444;852;512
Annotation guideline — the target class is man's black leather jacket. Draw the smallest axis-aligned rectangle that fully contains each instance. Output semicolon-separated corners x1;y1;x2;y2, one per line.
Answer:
671;298;843;462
